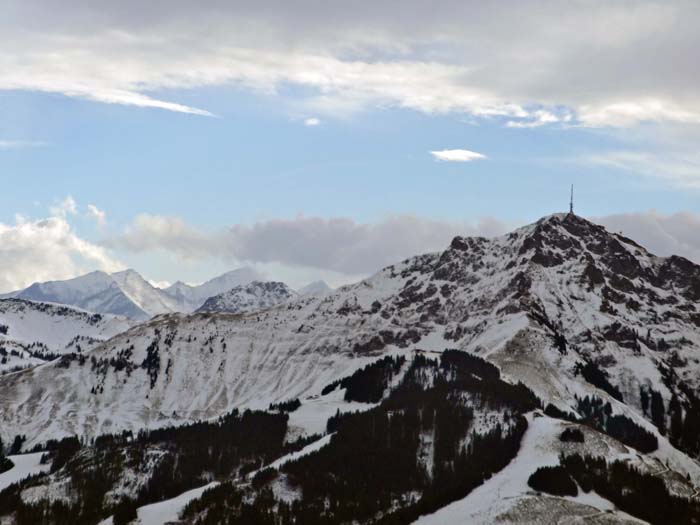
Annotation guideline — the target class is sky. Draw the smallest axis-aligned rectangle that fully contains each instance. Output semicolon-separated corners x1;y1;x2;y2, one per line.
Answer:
3;0;700;291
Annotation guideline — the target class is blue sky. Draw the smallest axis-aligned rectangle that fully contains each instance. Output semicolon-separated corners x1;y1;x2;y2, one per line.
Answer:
2;1;700;291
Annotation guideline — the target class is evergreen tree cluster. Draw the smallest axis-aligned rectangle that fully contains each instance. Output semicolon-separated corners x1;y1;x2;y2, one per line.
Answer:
527;465;578;496
0;410;290;525
182;350;539;524
0;436;14;474
559;427;585;443
561;454;700;524
321;355;406;403
575;361;623;401
577;396;657;453
641;383;700;459
268;398;302;413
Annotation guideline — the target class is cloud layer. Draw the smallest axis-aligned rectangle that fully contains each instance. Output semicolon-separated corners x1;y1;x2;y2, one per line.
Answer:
2;1;700;127
112;213;509;275
111;211;700;281
7;207;700;293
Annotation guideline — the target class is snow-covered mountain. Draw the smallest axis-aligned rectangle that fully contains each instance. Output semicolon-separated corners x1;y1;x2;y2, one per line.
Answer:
4;213;700;523
196;281;297;314
4;270;172;320
0;298;134;374
298;279;333;297
3;213;699;446
162;267;262;312
4;267;263;320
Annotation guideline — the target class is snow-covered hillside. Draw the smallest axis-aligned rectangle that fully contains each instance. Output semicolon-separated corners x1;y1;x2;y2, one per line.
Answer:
3;213;700;523
195;281;297;314
0;299;134;374
3;213;700;452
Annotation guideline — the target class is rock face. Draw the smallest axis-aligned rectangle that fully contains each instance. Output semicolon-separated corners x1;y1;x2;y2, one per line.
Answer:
195;281;297;314
2;213;700;458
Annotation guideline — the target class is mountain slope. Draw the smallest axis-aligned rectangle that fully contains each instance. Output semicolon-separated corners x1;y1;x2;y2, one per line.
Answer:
3;213;700;465
3;213;700;523
7;271;163;320
110;269;181;316
0;298;134;374
195;281;297;314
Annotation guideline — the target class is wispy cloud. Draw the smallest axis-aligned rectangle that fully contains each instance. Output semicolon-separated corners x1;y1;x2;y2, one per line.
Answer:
583;150;700;188
49;196;77;218
0;140;46;150
430;149;486;162
304;117;321;126
86;204;107;226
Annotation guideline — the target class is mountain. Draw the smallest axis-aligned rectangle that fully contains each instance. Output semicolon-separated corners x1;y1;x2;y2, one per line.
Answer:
4;213;700;523
298;279;333;296
110;269;181;316
0;298;134;374
163;267;263;312
195;281;297;314
5;270;170;320
4;267;262;319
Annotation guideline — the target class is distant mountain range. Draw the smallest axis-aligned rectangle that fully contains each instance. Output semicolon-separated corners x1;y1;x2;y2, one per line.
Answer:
2;268;333;320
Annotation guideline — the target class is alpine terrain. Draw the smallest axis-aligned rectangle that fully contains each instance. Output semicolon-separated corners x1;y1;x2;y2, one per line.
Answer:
195;281;297;314
3;267;264;320
2;213;700;524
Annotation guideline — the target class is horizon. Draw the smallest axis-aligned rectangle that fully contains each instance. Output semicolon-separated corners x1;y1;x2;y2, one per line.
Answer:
4;1;700;293
0;211;677;293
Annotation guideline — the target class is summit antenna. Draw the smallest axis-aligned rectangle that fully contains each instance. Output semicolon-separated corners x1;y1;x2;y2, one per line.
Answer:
569;184;574;215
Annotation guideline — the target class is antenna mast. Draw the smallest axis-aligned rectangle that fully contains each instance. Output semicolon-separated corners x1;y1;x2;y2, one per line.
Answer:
569;184;574;215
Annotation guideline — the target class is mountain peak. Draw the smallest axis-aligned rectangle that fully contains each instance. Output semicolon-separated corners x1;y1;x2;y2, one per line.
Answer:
196;280;296;314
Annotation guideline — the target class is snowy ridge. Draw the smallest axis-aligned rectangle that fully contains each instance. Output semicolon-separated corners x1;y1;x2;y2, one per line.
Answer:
3;213;700;494
4;267;264;319
195;281;297;314
163;267;263;312
0;298;134;373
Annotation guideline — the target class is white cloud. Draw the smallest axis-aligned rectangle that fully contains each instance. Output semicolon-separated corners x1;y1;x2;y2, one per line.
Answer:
86;204;107;226
506;110;569;128
430;149;486;162
0;215;123;293
49;196;77;218
304;117;321;126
